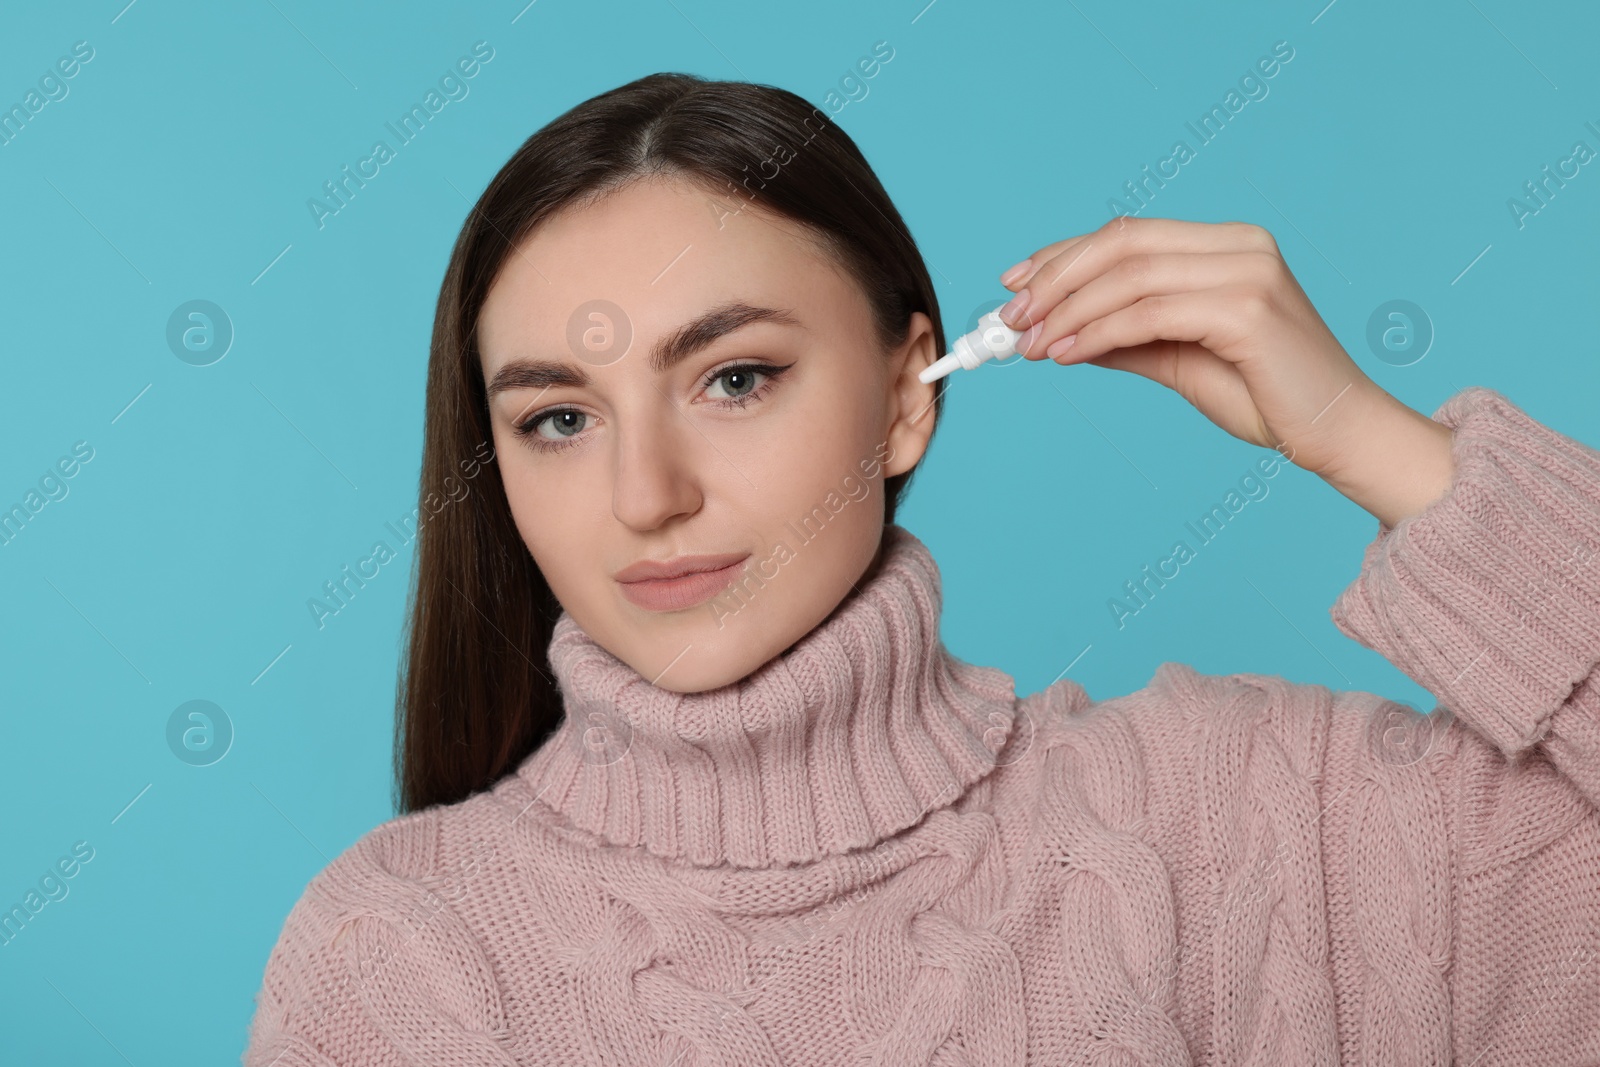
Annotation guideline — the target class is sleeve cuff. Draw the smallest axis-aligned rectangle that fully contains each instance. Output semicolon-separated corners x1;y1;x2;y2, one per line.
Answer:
1328;386;1600;758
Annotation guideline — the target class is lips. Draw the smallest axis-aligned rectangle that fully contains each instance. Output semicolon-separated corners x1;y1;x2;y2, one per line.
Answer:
615;552;751;612
614;552;750;583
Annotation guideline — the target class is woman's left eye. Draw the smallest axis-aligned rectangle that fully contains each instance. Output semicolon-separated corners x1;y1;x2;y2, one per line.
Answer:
702;362;789;405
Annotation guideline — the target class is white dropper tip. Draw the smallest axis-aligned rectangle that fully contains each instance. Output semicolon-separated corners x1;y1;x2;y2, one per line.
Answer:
918;352;964;384
918;308;1024;384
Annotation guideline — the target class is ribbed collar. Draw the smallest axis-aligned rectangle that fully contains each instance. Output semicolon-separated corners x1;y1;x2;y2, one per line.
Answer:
515;525;1020;870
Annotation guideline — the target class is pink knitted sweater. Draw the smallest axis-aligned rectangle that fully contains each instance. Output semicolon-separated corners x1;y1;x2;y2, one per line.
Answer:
244;386;1600;1066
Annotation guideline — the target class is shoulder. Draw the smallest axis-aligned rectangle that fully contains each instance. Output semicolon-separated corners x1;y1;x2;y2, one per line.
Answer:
246;793;530;1064
979;660;1345;867
255;802;452;1010
979;665;1354;997
1003;660;1338;788
274;767;616;950
289;804;447;923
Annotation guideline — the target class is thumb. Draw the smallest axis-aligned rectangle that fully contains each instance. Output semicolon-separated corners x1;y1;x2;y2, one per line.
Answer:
1074;341;1262;444
1072;340;1237;396
1067;340;1190;387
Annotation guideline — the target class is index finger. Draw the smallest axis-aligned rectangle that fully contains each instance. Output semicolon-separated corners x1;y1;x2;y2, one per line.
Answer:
999;231;1098;291
1000;217;1277;328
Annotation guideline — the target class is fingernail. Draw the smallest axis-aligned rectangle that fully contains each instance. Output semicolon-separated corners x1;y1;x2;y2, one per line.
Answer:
1016;322;1043;356
999;287;1030;327
999;259;1031;287
1045;334;1077;359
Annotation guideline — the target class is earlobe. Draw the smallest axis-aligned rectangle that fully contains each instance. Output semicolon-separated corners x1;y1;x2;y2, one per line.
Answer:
881;311;939;478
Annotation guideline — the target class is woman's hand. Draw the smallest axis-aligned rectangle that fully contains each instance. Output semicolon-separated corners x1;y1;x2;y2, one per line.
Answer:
996;215;1456;528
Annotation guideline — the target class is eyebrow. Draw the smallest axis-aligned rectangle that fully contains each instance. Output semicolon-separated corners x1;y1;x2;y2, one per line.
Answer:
484;301;804;400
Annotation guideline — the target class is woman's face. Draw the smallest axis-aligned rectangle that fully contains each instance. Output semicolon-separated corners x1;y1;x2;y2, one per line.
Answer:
476;175;939;693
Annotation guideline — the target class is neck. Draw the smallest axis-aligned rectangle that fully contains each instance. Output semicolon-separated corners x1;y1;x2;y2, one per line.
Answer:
514;525;1020;869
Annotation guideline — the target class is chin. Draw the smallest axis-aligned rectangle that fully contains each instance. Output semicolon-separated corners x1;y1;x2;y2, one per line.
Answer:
636;609;794;693
618;649;751;696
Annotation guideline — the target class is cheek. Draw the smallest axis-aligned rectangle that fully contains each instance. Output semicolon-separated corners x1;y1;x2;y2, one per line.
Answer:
511;507;599;615
756;377;886;518
497;451;607;579
799;373;886;475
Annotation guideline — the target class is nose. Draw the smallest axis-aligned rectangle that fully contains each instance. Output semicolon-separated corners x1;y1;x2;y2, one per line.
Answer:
610;405;704;531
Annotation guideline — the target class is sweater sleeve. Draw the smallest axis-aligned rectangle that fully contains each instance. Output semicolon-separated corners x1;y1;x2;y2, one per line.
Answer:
1327;385;1600;807
1317;385;1600;1066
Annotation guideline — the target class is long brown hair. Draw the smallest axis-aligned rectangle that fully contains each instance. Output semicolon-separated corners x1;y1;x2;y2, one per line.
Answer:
395;72;949;814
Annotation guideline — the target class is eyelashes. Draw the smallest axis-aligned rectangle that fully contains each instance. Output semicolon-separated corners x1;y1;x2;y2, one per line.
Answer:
511;360;793;453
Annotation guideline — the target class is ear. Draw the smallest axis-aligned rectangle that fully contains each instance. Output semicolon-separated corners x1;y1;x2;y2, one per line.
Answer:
881;311;939;478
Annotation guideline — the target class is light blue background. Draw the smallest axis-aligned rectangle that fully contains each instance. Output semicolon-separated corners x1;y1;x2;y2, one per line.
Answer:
1;0;1595;1061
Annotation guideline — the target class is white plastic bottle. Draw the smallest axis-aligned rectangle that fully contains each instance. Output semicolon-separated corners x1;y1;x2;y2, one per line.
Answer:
919;308;1024;384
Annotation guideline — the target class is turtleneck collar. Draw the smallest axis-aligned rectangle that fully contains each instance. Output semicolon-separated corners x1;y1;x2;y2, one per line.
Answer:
514;525;1020;870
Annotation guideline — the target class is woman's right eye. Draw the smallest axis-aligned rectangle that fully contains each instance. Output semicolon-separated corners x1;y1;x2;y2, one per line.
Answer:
516;407;589;449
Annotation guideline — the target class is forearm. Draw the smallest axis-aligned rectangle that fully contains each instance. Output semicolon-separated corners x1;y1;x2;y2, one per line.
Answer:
1327;386;1600;794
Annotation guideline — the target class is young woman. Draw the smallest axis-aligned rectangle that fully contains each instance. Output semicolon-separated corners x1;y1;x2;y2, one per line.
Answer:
245;73;1600;1065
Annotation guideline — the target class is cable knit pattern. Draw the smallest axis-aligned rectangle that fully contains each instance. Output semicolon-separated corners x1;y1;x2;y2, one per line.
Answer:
244;386;1600;1066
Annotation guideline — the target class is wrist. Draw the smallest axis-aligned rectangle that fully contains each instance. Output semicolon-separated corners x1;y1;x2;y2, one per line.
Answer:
1319;394;1456;529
